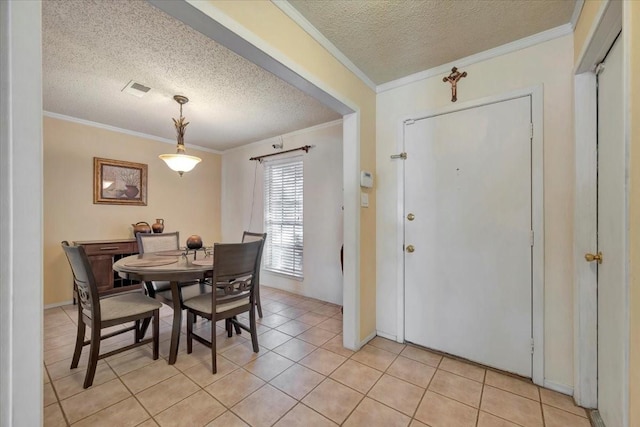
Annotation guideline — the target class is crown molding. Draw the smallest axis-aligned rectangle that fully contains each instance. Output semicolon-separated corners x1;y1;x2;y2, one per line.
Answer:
377;23;573;94
571;0;585;30
222;118;343;154
43;112;340;155
272;0;377;91
43;111;221;154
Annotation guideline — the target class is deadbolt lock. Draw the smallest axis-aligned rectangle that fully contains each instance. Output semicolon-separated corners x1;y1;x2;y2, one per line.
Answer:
585;252;603;264
407;213;415;221
406;245;415;253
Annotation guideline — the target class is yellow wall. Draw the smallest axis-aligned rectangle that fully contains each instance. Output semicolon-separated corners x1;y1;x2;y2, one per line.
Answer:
573;0;604;63
43;117;221;305
628;2;640;424
200;0;377;341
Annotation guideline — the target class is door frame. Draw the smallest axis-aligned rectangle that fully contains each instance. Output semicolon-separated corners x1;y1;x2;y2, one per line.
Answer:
395;86;544;385
572;0;628;413
0;1;43;425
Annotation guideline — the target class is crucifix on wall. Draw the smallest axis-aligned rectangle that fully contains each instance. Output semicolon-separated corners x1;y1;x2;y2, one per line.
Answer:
443;67;467;102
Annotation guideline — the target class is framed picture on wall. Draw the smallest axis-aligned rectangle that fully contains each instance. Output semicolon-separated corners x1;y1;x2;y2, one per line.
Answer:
93;157;148;206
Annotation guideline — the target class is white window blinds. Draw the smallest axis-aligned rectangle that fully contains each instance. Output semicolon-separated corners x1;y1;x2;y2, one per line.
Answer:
264;159;304;279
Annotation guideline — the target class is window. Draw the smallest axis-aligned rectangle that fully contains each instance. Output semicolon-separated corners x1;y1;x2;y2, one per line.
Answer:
263;159;303;279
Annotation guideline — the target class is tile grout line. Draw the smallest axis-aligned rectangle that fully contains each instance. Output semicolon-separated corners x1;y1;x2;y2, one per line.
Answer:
327;348;373;424
408;354;440;426
45;290;308;426
475;369;487;427
338;344;403;424
540;385;547;427
48;289;586;427
43;363;73;427
378;345;426;424
63;378;134;426
48;297;400;425
114;366;162;426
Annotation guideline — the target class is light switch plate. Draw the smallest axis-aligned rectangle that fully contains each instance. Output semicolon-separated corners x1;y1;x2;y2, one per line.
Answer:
360;192;369;208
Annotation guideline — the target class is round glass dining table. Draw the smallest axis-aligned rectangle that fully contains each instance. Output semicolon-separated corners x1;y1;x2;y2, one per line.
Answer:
113;252;213;364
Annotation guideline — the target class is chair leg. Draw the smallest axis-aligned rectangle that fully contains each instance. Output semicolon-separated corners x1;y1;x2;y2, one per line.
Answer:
186;311;194;354
134;320;141;343
232;316;241;335
152;310;159;360
83;326;101;388
226;318;232;338
255;284;263;318
138;317;151;341
211;318;217;374
249;304;259;353
70;320;86;369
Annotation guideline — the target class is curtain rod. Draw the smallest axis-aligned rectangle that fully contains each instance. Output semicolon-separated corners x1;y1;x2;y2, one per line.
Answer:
249;145;313;163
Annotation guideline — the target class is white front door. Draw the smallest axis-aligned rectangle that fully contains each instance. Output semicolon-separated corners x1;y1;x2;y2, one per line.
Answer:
404;96;533;377
596;34;626;427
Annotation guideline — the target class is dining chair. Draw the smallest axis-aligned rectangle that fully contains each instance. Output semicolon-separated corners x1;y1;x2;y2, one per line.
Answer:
242;231;267;318
61;241;162;388
136;232;210;301
183;240;264;373
136;232;209;336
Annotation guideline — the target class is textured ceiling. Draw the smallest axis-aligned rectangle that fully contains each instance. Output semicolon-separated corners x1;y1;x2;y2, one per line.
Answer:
42;0;341;151
43;0;577;152
287;0;577;85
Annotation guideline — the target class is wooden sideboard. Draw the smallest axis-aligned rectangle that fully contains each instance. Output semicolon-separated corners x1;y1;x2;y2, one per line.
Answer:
73;238;140;296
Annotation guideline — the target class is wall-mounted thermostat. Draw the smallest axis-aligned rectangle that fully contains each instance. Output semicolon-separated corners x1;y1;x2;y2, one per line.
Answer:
360;171;374;188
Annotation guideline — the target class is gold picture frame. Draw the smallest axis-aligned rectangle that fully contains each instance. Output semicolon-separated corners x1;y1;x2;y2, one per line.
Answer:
93;157;148;206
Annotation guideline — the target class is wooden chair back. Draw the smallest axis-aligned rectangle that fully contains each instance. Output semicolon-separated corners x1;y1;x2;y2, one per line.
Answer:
212;240;263;306
240;232;267;317
61;241;101;321
242;231;266;243
137;231;180;254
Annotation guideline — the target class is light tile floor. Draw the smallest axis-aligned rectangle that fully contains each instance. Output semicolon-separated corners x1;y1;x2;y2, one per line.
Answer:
43;286;590;427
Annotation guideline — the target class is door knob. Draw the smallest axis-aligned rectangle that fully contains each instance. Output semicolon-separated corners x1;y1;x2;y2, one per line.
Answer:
585;252;603;264
407;213;415;221
406;245;415;253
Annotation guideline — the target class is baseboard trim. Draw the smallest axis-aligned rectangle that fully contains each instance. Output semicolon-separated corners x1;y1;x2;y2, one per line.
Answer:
543;380;574;396
358;331;377;349
375;331;397;342
43;300;73;310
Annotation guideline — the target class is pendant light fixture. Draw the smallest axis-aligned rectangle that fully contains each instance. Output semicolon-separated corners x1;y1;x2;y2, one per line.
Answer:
159;95;201;176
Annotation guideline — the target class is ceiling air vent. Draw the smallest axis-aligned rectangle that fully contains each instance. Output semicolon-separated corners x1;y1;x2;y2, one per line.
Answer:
122;80;151;98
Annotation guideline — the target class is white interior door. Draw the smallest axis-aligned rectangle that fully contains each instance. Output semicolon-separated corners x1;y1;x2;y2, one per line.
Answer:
596;34;626;427
404;97;533;377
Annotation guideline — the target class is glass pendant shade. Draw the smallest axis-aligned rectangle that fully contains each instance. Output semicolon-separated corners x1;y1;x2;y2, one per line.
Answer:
159;153;201;176
160;95;201;176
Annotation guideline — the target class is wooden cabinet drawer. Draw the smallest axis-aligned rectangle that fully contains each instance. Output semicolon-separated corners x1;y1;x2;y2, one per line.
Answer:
70;239;139;297
80;242;136;255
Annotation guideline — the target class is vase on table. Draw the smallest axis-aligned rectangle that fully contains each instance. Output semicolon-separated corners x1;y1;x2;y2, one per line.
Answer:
152;218;165;233
132;221;151;235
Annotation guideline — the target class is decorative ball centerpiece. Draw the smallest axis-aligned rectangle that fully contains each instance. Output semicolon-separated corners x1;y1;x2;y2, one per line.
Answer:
186;235;203;250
